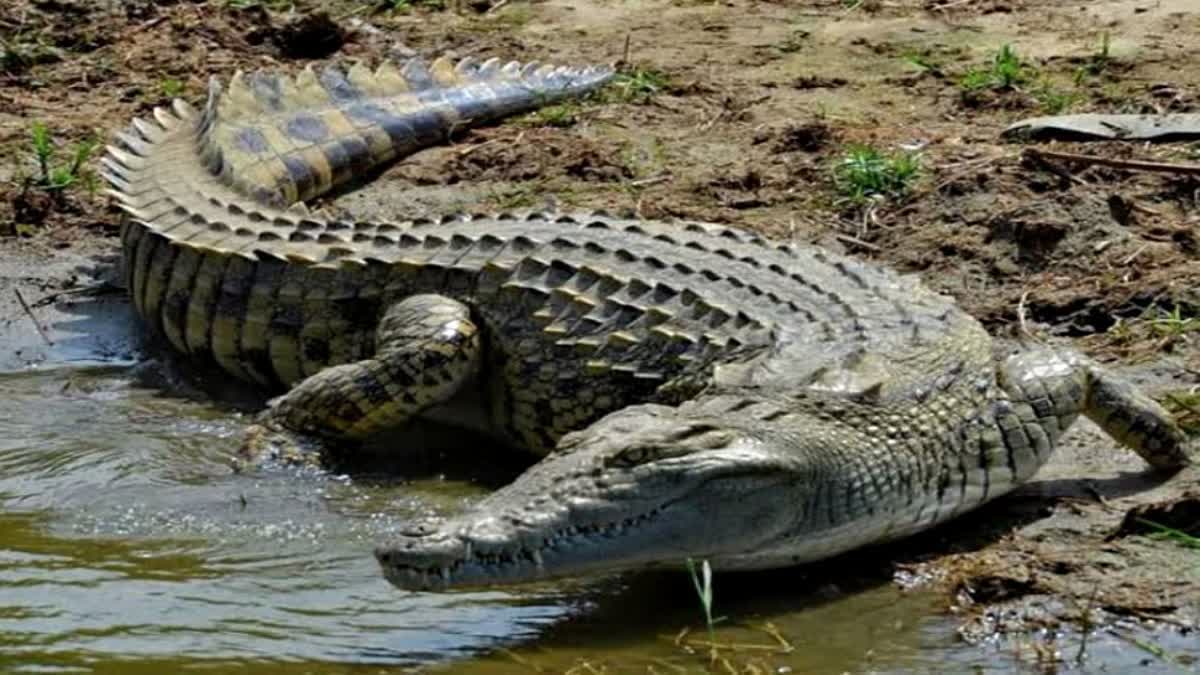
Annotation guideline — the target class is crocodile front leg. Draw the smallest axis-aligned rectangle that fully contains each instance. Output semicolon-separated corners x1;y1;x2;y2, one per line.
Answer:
997;347;1191;475
238;294;481;468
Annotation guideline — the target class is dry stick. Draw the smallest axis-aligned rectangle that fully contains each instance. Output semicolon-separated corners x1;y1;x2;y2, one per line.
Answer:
629;173;672;188
1023;148;1200;177
835;233;881;252
1024;150;1090;186
14;289;52;346
485;0;511;15
932;0;982;10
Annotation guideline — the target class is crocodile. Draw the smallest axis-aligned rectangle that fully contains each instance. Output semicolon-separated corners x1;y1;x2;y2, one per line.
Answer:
101;54;1192;593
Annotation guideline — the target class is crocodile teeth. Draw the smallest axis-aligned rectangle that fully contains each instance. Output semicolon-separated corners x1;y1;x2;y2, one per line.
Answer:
532;550;544;568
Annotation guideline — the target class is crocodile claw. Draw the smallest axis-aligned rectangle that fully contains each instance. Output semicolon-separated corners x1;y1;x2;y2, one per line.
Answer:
233;422;326;473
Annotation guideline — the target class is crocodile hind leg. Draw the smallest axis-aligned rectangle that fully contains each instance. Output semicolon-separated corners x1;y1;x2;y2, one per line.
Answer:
238;294;481;468
997;348;1191;478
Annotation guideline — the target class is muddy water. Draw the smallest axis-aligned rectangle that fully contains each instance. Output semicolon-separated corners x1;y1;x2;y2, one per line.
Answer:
0;291;1192;674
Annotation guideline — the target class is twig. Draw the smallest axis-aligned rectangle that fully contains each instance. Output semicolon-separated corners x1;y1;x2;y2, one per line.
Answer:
680;638;791;652
629;173;672;188
14;288;53;346
835;233;881;252
1023;148;1200;177
1121;243;1149;265
931;0;981;9
485;0;511;15
1024;150;1089;185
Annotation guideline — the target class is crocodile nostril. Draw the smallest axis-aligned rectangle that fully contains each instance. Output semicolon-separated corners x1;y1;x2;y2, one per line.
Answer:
401;521;439;537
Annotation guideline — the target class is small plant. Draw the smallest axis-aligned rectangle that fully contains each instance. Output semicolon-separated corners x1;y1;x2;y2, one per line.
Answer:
160;78;185;98
958;68;993;92
991;43;1026;88
903;51;944;77
834;145;920;205
524;102;581;128
1033;83;1080;114
1077;31;1114;80
958;43;1033;92
1149;304;1200;339
608;68;671;104
29;122;97;193
1163;389;1200;435
686;558;721;646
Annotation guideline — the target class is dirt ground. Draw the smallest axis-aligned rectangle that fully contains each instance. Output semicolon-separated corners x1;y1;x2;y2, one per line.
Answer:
2;0;1199;662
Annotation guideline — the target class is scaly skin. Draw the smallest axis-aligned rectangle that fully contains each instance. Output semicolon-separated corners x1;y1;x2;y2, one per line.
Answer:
100;54;1192;592
376;348;1191;590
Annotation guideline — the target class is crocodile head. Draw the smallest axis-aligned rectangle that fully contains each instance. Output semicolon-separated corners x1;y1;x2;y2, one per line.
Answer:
375;399;809;591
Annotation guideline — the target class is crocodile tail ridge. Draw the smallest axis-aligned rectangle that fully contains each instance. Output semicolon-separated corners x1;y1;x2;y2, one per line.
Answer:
189;55;615;207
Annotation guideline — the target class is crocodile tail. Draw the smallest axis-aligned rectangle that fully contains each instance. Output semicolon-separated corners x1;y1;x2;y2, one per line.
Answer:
193;56;615;207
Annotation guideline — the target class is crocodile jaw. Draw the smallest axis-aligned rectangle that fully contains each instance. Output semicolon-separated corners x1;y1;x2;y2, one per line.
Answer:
375;504;676;591
376;408;794;591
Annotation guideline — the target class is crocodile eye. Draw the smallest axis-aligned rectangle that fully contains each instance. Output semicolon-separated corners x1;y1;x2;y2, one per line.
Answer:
608;446;657;468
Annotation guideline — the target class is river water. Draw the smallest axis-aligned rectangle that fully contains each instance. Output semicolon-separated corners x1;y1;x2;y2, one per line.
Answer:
0;289;1193;674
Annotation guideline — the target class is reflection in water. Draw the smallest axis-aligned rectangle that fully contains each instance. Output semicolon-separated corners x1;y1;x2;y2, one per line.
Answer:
0;365;1193;674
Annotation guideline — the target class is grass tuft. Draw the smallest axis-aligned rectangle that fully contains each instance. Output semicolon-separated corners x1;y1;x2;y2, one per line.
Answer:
834;145;920;205
607;68;671;104
959;43;1031;92
28;122;97;193
685;557;723;662
160;78;185;98
1076;31;1114;81
523;102;581;128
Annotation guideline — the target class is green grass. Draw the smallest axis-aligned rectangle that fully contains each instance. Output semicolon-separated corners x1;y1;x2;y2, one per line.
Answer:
1032;83;1081;114
685;558;721;645
1076;31;1114;81
1163;389;1200;435
833;145;920;205
1149;304;1200;339
1138;519;1200;551
607;68;671;104
522;102;581;128
959;43;1032;92
903;51;944;77
28;122;97;193
159;78;185;98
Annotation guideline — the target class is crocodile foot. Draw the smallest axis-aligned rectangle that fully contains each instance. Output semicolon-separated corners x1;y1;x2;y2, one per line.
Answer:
233;422;327;473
